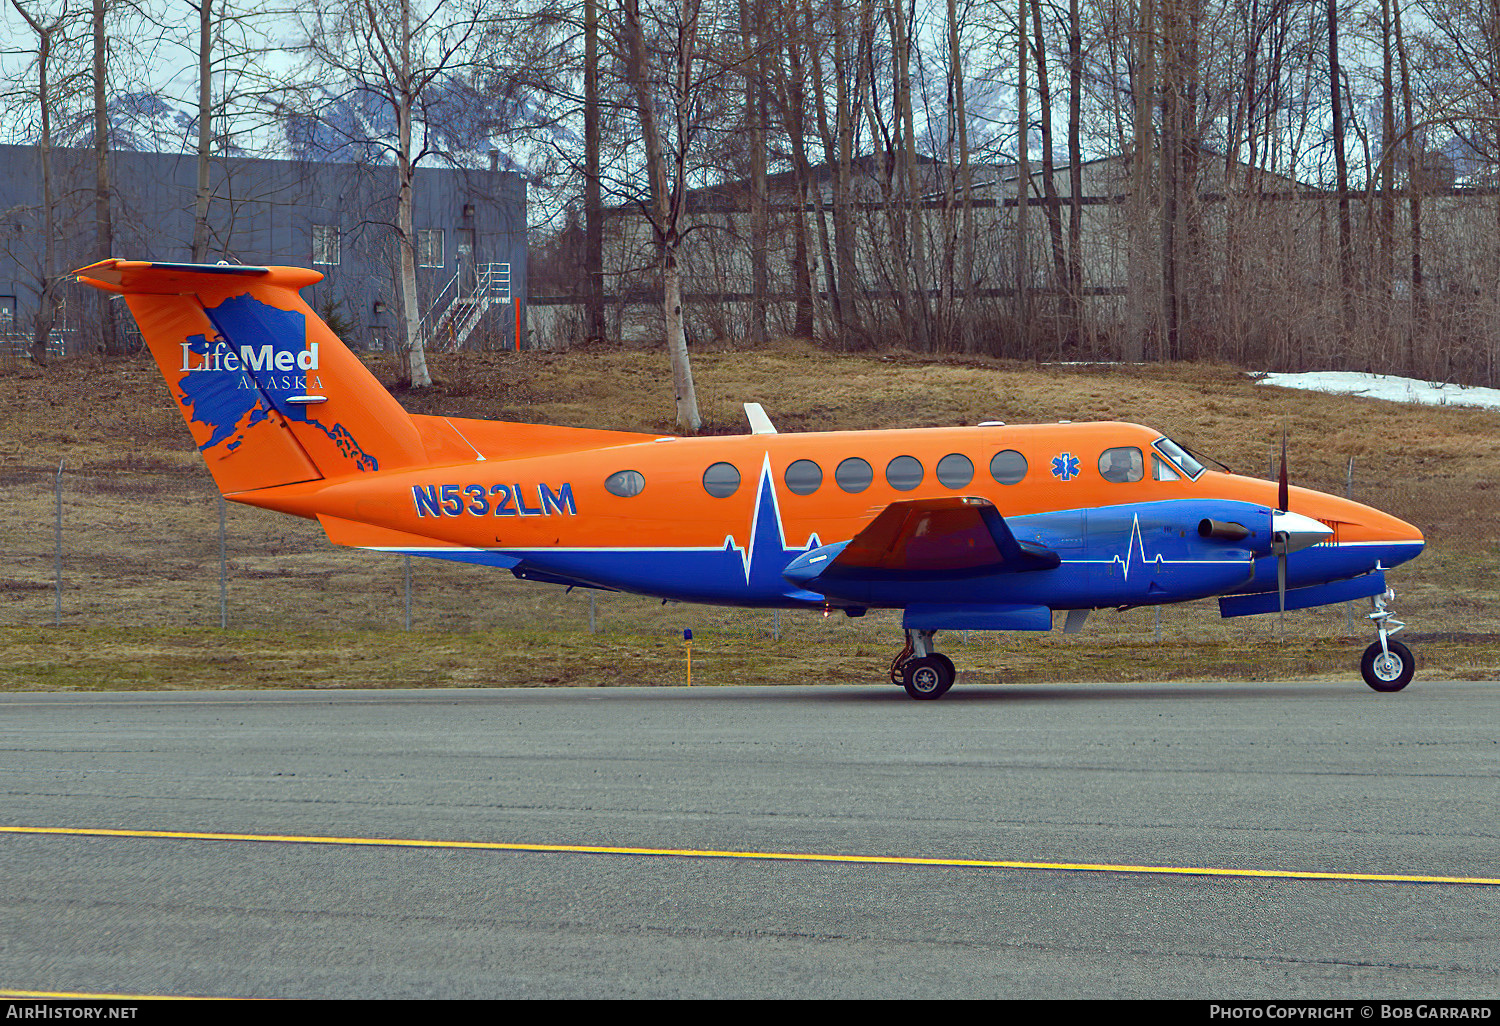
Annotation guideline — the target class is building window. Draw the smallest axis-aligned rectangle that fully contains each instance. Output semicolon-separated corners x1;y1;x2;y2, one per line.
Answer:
418;228;444;267
0;296;15;333
312;224;340;265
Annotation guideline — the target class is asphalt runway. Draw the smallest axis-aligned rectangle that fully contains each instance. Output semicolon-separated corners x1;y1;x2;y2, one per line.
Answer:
0;681;1496;999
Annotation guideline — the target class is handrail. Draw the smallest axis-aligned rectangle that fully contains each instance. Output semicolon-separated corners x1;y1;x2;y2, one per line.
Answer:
421;262;512;351
418;267;464;342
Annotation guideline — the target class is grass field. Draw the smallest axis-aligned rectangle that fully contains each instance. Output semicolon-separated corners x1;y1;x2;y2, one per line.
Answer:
1;341;1496;691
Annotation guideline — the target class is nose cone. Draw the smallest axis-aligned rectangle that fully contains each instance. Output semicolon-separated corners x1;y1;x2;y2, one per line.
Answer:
1372;509;1426;568
1328;496;1426;569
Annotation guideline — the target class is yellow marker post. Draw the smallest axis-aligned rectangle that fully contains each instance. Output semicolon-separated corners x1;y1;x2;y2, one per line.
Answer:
684;628;692;686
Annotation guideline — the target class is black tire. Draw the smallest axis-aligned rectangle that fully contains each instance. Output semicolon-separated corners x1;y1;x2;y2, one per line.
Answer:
903;655;954;700
1361;640;1414;692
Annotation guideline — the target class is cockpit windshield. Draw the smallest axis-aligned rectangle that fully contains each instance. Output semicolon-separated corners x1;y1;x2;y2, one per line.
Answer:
1153;437;1205;480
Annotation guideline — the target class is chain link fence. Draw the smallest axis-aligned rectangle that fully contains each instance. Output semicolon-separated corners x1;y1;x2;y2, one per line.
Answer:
2;457;1486;666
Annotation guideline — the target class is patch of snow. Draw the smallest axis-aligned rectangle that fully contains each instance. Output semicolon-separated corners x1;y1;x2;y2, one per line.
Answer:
1257;371;1500;411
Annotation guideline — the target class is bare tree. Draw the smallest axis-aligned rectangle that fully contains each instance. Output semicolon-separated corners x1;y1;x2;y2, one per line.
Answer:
296;0;504;387
7;0;81;363
91;0;118;353
584;0;605;340
609;0;750;432
1328;0;1354;341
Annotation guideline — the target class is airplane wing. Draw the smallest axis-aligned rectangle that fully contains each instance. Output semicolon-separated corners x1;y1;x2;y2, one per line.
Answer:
784;497;1059;587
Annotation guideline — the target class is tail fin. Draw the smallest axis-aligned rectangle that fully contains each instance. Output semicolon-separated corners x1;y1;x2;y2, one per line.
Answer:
75;259;427;495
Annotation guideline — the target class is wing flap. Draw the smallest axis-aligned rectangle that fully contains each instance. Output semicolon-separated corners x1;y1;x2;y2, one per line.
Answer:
784;497;1059;586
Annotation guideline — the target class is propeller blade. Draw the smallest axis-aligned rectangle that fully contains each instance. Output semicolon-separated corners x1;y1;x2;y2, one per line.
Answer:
1277;546;1287;625
1278;428;1289;512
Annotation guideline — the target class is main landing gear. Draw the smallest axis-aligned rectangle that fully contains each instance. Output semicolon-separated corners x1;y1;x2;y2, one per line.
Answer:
890;629;956;700
1361;589;1414;692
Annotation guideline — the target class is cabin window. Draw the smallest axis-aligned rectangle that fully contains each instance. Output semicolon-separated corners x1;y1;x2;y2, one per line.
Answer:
1099;446;1145;483
1153;455;1181;482
605;470;645;497
989;450;1027;485
784;459;822;495
886;455;924;491
835;457;873;493
702;462;741;498
936;453;974;489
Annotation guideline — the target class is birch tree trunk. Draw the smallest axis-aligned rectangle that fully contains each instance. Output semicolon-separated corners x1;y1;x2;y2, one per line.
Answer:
394;0;430;387
8;0;62;364
585;0;604;340
949;0;974;351
740;0;767;345
1016;0;1031;359
893;0;930;350
1066;0;1084;351
1126;0;1156;362
1394;0;1422;372
1030;0;1070;326
1328;0;1354;341
93;0;118;355
193;0;214;262
1379;0;1395;297
621;0;702;433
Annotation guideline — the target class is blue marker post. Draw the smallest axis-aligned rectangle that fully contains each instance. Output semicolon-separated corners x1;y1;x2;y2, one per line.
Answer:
684;629;693;687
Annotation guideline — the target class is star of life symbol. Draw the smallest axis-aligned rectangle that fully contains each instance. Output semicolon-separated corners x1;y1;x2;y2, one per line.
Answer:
1051;452;1080;481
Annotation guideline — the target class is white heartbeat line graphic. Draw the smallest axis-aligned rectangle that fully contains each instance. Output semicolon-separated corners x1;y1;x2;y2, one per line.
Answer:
1065;514;1247;580
725;454;820;585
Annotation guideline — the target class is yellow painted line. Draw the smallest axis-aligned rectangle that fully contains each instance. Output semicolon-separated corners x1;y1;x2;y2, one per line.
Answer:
0;988;220;1000
1;825;1496;887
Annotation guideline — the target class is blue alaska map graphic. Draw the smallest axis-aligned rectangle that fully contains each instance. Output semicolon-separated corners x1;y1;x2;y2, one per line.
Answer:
177;293;377;470
176;332;270;451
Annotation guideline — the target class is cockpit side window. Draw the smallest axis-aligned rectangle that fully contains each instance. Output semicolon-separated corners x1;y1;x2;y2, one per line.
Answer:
1099;446;1144;483
1153;437;1205;480
1153;455;1181;482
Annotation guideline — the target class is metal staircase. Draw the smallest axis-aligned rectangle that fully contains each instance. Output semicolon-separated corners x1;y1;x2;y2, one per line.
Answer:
420;262;511;351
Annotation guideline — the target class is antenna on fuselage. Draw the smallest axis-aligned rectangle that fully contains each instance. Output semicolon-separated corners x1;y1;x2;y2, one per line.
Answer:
744;403;777;435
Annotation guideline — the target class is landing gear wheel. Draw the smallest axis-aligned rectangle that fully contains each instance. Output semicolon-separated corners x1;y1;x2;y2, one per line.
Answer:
903;656;955;700
1361;640;1414;692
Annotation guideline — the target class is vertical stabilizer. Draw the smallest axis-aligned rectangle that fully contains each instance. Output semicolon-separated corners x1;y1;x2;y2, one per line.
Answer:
76;260;428;494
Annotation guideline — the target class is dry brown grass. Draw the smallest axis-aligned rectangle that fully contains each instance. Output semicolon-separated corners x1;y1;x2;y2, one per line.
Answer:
1;345;1496;690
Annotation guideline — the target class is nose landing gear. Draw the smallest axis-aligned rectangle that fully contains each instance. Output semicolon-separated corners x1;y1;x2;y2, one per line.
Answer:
890;629;956;699
1361;589;1414;692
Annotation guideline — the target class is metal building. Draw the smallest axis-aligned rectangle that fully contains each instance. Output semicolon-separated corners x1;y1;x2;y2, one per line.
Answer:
0;144;527;356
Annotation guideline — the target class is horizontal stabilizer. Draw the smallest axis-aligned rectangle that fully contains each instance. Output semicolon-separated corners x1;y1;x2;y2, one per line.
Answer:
317;514;475;553
74;260;308;294
1218;571;1386;618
